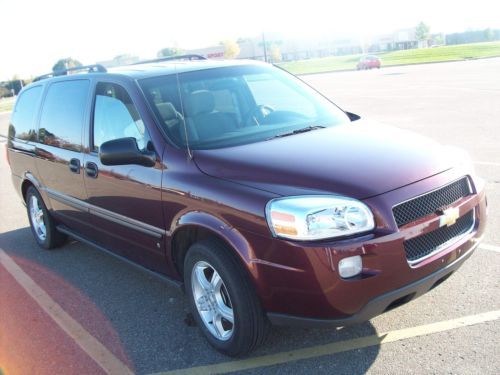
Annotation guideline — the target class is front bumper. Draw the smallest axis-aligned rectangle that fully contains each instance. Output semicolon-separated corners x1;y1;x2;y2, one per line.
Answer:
267;241;478;327
243;170;487;323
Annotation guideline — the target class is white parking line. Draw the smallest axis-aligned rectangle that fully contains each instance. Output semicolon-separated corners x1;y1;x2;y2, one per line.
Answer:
152;310;500;375
0;249;134;375
479;244;500;253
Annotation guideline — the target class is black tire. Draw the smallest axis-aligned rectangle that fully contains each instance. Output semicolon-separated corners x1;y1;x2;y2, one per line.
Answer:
184;238;269;356
26;186;66;249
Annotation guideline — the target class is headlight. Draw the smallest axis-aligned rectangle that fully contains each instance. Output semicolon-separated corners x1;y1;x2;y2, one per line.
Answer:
266;196;375;240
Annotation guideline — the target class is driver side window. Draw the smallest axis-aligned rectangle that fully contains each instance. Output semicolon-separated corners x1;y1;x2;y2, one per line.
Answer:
93;82;146;152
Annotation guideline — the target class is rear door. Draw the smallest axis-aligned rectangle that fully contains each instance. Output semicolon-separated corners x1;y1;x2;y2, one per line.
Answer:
82;79;166;272
35;79;93;236
8;85;44;192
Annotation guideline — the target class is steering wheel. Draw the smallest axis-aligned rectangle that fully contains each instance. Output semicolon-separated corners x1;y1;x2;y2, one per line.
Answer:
244;104;275;126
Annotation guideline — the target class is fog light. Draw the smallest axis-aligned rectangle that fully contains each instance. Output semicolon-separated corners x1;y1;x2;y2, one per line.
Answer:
338;255;362;278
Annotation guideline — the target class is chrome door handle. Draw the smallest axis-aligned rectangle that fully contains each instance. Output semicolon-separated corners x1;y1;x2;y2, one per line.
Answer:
85;162;99;178
69;158;80;174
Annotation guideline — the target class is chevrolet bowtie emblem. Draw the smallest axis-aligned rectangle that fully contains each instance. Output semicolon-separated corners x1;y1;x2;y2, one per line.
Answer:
439;207;460;227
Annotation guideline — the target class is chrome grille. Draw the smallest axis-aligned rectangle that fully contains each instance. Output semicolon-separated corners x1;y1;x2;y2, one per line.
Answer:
393;177;472;227
403;210;474;264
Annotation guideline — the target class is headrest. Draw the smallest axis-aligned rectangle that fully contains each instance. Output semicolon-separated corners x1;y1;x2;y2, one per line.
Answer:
185;90;215;116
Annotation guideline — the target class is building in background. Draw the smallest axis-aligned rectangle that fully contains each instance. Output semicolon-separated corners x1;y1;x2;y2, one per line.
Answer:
369;28;419;52
187;34;362;62
100;27;500;67
186;27;424;62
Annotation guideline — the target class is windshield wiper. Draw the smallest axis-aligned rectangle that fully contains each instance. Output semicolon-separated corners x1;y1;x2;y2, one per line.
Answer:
266;125;325;140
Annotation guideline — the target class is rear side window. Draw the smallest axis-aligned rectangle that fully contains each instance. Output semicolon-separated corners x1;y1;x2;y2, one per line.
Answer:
9;86;43;142
39;80;90;152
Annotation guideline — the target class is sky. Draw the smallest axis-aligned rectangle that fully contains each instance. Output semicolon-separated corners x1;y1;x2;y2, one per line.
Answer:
1;0;500;80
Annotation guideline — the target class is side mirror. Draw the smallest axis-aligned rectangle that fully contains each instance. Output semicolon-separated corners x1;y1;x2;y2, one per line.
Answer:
99;137;156;167
346;112;361;122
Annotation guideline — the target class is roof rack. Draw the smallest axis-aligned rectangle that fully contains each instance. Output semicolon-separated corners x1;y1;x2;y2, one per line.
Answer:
33;64;107;82
131;54;207;66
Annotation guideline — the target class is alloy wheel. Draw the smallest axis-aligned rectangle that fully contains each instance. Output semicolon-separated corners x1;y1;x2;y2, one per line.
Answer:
191;261;234;341
29;195;47;242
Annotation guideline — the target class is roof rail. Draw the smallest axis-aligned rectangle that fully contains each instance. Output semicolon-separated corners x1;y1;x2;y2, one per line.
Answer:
33;64;107;82
131;54;207;66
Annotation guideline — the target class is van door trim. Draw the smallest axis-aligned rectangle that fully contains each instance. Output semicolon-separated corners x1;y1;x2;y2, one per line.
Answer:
45;188;165;239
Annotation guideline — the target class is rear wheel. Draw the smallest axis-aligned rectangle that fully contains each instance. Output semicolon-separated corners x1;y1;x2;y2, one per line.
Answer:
184;239;269;356
26;186;66;249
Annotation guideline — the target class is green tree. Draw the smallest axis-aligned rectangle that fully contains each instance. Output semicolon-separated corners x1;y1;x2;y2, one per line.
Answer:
415;22;430;47
433;35;444;46
222;40;240;59
157;47;183;57
52;58;82;72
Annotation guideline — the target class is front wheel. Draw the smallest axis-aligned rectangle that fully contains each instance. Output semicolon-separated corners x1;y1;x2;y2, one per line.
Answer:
184;239;269;356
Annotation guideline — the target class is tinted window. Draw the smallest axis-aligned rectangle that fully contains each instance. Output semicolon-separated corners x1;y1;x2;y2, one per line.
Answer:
39;80;90;152
93;82;147;151
9;86;43;142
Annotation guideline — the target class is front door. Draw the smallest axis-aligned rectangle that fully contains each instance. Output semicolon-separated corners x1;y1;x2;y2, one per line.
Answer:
83;80;165;273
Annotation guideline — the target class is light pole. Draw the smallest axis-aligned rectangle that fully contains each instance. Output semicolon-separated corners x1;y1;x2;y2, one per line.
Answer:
262;32;268;63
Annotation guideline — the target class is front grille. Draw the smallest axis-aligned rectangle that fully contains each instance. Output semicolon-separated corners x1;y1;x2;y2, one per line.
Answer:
393;177;472;227
404;210;474;264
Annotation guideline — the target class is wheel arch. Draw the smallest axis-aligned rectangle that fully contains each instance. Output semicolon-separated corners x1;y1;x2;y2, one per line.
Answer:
20;173;52;210
21;172;42;200
169;211;256;281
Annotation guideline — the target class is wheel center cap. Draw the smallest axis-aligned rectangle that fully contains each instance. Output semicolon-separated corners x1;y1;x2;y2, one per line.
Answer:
203;290;215;310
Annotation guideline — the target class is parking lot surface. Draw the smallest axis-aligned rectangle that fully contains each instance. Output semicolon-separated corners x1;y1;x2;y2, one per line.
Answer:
1;58;499;374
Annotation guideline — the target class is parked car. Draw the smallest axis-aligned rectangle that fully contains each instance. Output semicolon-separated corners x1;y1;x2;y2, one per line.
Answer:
7;56;487;356
357;55;381;70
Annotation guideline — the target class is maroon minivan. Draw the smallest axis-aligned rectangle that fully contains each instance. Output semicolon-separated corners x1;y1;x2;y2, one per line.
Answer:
7;56;487;356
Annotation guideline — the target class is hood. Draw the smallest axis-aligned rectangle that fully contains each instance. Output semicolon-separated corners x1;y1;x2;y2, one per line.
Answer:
193;121;463;199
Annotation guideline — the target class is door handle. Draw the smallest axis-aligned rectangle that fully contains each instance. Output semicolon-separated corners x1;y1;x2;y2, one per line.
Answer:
69;158;80;174
85;162;99;178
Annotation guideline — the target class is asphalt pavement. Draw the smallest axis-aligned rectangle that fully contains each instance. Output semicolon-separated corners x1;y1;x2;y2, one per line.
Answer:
0;58;499;374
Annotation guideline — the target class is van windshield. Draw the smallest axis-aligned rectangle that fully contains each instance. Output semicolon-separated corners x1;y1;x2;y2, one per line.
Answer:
139;65;350;150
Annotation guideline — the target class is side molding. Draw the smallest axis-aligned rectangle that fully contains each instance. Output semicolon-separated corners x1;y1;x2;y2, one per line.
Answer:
45;187;165;239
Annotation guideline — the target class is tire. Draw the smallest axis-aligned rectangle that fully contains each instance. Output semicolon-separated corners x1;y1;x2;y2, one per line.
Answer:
184;238;269;356
26;186;66;249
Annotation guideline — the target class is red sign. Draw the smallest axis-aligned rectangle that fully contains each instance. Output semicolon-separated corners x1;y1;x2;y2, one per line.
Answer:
207;52;224;58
